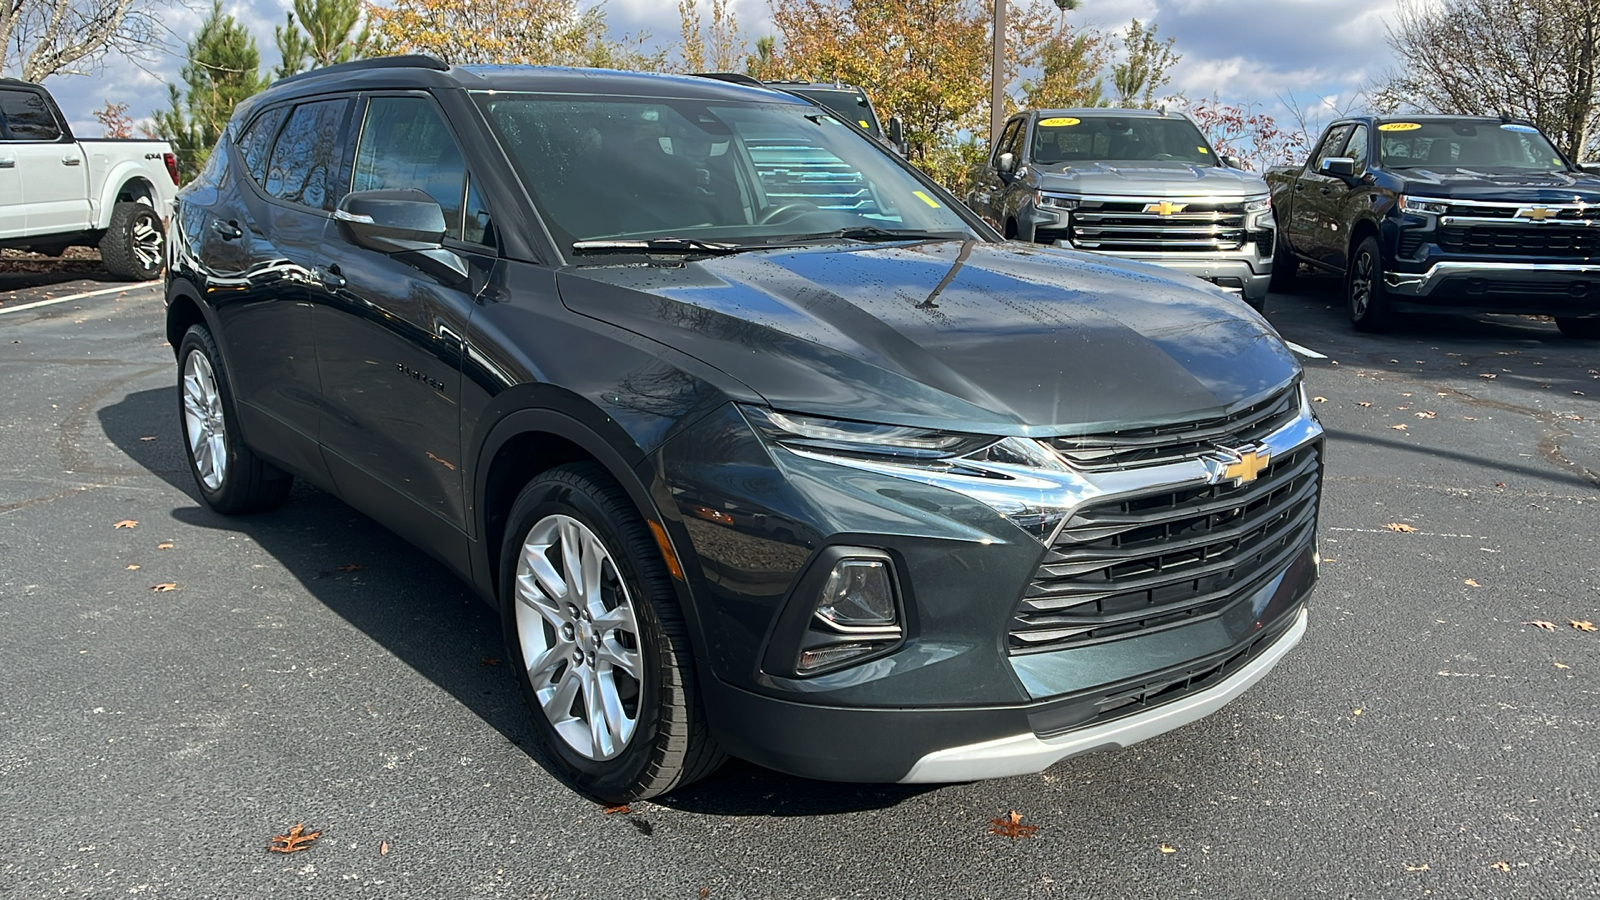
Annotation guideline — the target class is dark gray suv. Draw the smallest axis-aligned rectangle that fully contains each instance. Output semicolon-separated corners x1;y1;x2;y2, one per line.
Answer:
166;56;1322;803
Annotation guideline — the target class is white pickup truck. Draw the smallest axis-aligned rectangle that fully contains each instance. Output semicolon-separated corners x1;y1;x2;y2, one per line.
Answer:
0;79;179;280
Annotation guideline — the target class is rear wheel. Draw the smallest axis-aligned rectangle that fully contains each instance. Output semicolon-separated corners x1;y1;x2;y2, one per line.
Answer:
177;325;293;513
1556;317;1600;339
1347;236;1393;332
501;463;723;802
100;199;165;281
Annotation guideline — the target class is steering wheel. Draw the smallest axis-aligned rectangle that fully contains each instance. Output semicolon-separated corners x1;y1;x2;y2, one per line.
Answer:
757;201;821;225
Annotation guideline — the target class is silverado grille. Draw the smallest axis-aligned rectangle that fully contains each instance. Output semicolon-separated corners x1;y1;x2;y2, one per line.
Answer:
1048;385;1300;472
1009;442;1321;654
1070;199;1248;253
1438;224;1600;257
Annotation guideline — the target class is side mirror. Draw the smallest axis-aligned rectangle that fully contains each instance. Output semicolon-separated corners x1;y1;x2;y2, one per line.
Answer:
1319;156;1357;178
887;116;908;156
997;151;1015;173
336;189;467;285
1222;154;1245;170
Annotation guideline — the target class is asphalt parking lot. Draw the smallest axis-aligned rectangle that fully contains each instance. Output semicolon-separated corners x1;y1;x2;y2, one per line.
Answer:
1;272;1596;899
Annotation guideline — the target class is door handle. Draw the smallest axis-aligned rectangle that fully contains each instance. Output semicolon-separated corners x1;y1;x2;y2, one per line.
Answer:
318;264;345;290
62;156;81;166
212;219;242;241
0;159;13;168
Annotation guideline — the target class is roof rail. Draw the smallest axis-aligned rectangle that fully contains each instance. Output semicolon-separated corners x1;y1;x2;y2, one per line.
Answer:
692;72;764;87
273;54;449;87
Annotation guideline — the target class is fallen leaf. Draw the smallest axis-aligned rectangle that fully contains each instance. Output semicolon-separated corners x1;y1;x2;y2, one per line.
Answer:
989;810;1039;840
1403;863;1430;872
125;564;140;570
1384;523;1418;533
1554;662;1570;670
150;583;177;592
1574;391;1586;396
113;520;137;529
1495;482;1507;489
479;657;501;666
699;889;710;899
380;841;389;856
269;823;322;854
603;804;631;815
1491;861;1510;873
1464;579;1480;587
139;436;156;442
1388;359;1398;364
425;451;457;471
1572;620;1597;633
1480;373;1497;379
1416;411;1437;418
1390;424;1408;431
338;564;362;572
1464;416;1477;420
1525;621;1558;631
1312;396;1328;403
1401;392;1412;397
1397;405;1411;410
1352;708;1363;716
157;542;174;550
1159;844;1177;854
1355;401;1372;407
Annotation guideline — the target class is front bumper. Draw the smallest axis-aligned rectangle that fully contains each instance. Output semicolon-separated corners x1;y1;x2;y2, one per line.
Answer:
1385;260;1600;316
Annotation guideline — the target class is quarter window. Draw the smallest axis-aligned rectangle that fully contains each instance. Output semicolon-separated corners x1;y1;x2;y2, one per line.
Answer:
264;99;350;210
353;96;472;240
0;89;61;141
237;106;288;186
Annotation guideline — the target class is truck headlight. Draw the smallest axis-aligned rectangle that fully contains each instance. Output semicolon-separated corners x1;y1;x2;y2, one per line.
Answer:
1399;195;1450;215
1035;192;1077;210
1243;196;1272;214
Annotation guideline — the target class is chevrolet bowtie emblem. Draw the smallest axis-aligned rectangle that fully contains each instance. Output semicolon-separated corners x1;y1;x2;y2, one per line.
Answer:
1144;201;1188;216
1515;206;1558;221
1221;448;1271;485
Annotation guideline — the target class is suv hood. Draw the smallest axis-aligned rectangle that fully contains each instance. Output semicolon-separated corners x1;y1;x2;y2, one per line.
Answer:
1035;161;1267;198
558;241;1298;436
1394;167;1600;203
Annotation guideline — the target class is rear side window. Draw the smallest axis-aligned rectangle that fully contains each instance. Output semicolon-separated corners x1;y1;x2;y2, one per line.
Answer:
352;96;470;239
265;99;350;210
1343;125;1369;170
0;89;61;141
237;106;288;185
1314;124;1354;170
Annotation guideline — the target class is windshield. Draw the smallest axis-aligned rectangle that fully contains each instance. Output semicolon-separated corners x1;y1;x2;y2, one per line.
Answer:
1379;120;1568;171
1032;115;1217;165
474;93;974;254
782;87;882;137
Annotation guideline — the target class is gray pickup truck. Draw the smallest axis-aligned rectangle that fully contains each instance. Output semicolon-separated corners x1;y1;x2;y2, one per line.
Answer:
967;108;1276;309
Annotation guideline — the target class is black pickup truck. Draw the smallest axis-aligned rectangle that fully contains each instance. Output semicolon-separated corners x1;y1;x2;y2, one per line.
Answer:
1266;116;1600;337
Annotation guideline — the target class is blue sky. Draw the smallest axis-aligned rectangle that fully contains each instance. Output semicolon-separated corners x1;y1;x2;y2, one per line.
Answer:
41;0;1398;140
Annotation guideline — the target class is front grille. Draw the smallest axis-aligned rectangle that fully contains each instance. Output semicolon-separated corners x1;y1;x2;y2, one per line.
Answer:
1048;384;1300;472
1439;225;1600;257
1009;442;1321;654
1070;199;1248;253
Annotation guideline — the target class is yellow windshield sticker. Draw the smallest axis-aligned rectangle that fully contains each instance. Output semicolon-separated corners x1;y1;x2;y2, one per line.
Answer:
859;119;870;128
1379;122;1422;132
1038;117;1080;127
912;190;942;208
1197;146;1209;154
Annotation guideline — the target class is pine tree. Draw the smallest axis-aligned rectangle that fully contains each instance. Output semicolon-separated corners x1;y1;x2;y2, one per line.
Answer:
153;1;268;177
274;0;377;79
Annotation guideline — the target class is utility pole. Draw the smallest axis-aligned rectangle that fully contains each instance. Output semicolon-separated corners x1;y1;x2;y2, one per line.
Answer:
990;0;1006;143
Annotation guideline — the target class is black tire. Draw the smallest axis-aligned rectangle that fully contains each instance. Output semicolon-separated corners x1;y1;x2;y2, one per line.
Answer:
1347;235;1393;332
1269;232;1298;292
1556;317;1600;339
500;463;724;803
99;200;165;281
176;325;293;514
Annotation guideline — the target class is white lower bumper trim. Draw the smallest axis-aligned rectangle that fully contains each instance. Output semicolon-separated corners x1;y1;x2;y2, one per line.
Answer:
898;608;1309;783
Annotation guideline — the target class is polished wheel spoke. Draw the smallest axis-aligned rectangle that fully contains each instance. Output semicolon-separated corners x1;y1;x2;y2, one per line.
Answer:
524;639;572;685
541;664;582;725
596;672;630;749
182;351;227;491
585;668;610;757
595;636;640;679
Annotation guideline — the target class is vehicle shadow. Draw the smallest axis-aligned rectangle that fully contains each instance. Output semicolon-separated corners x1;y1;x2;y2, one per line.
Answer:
98;386;929;816
1271;271;1573;345
0;258;117;293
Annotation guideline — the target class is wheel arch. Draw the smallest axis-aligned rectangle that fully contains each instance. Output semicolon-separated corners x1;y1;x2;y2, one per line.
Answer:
1347;216;1383;262
164;278;213;358
95;165;163;225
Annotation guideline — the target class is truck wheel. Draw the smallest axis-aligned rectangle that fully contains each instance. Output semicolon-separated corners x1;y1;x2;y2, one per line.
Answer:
99;200;165;281
501;463;725;803
177;325;293;513
1269;233;1298;292
1555;317;1600;339
1347;236;1393;332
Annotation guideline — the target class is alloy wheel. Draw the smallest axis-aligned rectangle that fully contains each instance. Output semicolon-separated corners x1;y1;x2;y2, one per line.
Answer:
514;514;644;761
132;210;164;272
181;350;228;491
1350;250;1374;319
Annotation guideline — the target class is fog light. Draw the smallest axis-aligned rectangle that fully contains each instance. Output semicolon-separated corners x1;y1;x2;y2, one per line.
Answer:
798;642;888;672
815;559;896;627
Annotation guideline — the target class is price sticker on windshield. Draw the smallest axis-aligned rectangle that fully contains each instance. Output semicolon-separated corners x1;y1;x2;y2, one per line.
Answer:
1038;117;1081;127
1379;122;1422;132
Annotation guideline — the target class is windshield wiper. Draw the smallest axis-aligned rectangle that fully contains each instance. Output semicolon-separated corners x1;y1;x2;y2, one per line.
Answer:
571;237;757;255
775;226;960;244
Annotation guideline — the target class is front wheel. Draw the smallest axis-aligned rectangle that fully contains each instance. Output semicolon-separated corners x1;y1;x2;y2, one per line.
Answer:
1347;236;1393;332
1556;316;1600;339
100;200;165;281
177;325;293;513
501;464;723;802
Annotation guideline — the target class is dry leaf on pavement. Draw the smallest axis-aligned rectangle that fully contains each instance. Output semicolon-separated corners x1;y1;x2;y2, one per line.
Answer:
1390;424;1408;430
380;841;389;856
988;810;1039;840
1403;863;1430;872
150;583;177;592
1384;523;1418;533
1464;579;1480;587
602;804;630;815
139;436;156;441
157;542;174;550
1554;662;1570;669
113;520;137;529
1159;844;1177;854
269;823;322;854
1312;396;1328;403
1479;373;1497;379
1356;401;1372;407
1525;621;1558;631
1416;411;1437;418
338;564;362;572
125;564;140;570
1490;861;1510;873
1572;620;1597;633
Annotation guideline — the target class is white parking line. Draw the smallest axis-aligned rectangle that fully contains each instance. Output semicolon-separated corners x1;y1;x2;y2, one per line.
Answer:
1284;340;1327;359
0;281;160;317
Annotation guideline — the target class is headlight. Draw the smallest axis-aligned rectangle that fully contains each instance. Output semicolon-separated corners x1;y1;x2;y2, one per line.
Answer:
1035;192;1078;210
1243;196;1271;213
742;406;996;460
1399;195;1450;215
